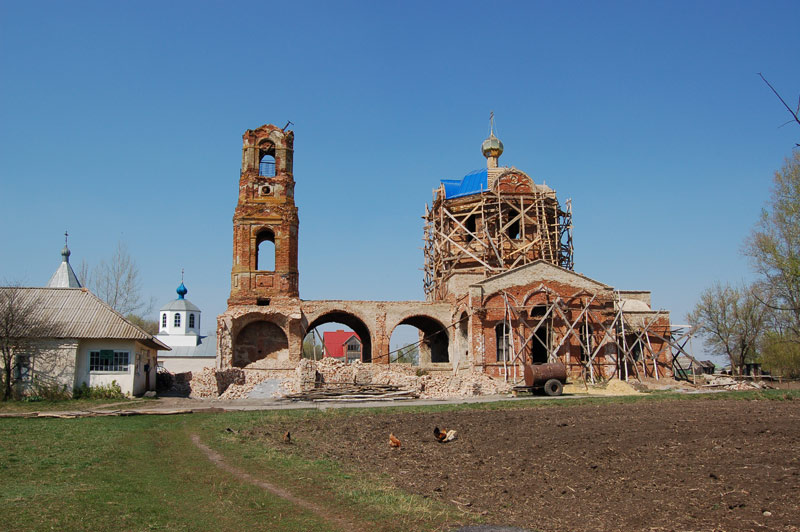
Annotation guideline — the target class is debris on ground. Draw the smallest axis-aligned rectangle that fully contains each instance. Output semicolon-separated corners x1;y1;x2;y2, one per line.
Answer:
166;358;512;400
703;376;771;390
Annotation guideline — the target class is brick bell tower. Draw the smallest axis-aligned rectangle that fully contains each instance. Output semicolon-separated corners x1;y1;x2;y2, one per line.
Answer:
228;124;299;305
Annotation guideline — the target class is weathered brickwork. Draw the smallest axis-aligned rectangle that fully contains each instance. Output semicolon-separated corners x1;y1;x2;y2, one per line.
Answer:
228;124;299;305
217;124;674;384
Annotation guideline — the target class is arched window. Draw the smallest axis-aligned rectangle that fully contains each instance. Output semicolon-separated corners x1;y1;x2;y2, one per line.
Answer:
189;313;195;328
256;229;275;271
259;154;275;177
161;313;167;328
174;313;181;327
495;322;512;362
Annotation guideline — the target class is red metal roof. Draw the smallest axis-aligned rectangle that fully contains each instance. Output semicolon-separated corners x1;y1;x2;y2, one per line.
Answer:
322;330;361;358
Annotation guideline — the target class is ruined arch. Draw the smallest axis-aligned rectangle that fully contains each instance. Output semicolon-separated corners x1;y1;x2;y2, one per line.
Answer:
306;311;373;363
392;315;450;364
255;228;275;271
233;319;288;367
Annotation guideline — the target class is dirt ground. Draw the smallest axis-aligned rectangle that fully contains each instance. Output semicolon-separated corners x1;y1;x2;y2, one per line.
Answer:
252;397;800;532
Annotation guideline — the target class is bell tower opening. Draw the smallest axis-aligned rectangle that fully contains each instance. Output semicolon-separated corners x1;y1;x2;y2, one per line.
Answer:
256;229;275;271
228;124;299;305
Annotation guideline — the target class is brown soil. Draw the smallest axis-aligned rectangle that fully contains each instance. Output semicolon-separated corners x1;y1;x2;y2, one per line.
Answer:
190;434;360;531
256;397;800;532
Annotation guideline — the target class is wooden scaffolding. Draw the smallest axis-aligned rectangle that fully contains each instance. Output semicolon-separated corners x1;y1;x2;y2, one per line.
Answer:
423;184;574;301
491;285;689;384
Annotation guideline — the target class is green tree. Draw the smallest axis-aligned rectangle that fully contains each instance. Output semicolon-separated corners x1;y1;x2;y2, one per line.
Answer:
688;283;770;375
746;152;800;340
760;332;800;378
302;333;323;360
125;313;159;335
394;344;419;365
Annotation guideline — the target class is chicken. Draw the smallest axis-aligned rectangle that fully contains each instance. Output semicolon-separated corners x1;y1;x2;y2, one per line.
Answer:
434;426;457;443
389;433;401;448
283;431;291;444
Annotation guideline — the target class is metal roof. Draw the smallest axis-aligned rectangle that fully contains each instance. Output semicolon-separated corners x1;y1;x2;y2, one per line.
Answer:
157;333;216;358
160;298;201;312
440;168;488;199
0;287;169;351
46;259;82;288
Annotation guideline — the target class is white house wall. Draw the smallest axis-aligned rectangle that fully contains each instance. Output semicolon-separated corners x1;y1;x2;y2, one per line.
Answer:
75;339;156;396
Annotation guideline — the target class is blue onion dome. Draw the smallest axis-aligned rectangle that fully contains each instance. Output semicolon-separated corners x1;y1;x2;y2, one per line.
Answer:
176;282;188;300
61;245;71;262
481;132;504;159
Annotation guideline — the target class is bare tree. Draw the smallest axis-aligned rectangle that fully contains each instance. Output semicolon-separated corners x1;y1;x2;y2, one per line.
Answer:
92;242;150;317
759;73;800;147
76;259;91;288
688;282;771;375
0;286;53;400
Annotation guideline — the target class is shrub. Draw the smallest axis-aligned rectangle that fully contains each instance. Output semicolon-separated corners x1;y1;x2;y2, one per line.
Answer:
29;379;72;401
73;380;125;400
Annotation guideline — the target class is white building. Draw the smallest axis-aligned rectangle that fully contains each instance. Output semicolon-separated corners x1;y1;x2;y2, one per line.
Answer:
0;239;169;396
1;286;167;396
156;281;216;373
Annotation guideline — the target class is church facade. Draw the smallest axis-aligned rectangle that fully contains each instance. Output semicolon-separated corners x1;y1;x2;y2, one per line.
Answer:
216;124;674;383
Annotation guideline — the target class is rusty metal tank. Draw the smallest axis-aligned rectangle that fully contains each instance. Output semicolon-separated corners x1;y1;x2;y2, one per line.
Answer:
522;362;568;388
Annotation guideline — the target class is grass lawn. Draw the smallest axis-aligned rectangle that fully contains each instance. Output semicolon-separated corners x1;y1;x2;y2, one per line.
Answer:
1;389;796;531
0;397;150;413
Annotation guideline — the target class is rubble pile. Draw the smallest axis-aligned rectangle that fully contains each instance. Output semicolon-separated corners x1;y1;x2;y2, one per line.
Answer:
306;358;511;399
173;358;512;400
705;376;769;390
186;367;297;399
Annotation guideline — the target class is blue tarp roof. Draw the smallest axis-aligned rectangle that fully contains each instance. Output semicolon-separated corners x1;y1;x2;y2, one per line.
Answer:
440;168;487;199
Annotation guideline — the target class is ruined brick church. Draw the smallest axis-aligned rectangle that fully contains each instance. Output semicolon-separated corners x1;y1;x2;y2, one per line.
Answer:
217;123;676;383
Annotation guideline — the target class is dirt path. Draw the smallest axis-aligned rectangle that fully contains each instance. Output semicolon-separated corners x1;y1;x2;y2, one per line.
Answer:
190;434;361;532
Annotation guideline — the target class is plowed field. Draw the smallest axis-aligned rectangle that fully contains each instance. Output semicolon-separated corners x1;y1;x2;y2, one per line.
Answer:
252;397;800;531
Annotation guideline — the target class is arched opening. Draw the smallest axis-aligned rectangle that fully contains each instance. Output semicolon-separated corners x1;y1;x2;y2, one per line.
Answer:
529;305;550;364
496;321;511;362
306;311;372;363
256;229;275;271
393;315;449;364
389;324;421;365
259;154;275;177
234;320;288;367
456;310;469;362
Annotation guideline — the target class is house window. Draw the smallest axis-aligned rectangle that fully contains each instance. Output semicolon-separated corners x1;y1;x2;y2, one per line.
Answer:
189;313;195;328
161;313;167;328
90;350;129;372
174;313;181;327
14;354;31;382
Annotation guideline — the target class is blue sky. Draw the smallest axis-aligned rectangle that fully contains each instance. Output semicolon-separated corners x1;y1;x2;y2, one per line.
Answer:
1;1;798;355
